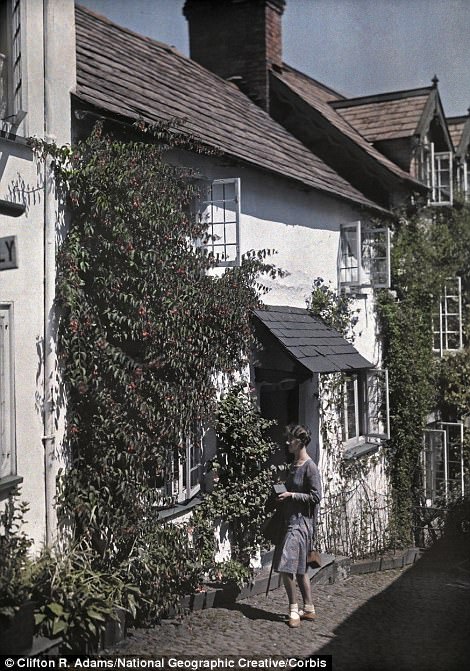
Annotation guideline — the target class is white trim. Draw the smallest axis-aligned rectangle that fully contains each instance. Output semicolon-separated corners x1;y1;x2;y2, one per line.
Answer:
0;302;16;483
198;177;241;267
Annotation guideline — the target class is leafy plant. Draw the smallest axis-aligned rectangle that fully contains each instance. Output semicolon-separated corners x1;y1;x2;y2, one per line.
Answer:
0;489;33;621
377;204;470;546
30;118;281;623
31;541;140;652
207;559;252;588
193;384;277;573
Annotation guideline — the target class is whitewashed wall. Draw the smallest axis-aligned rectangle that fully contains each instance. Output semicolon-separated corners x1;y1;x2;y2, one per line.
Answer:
0;0;75;548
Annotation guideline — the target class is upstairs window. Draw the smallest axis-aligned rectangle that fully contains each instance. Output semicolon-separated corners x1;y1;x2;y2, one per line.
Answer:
456;158;469;201
422;422;466;505
0;304;16;487
342;369;390;456
432;277;463;356
415;142;453;206
196;178;240;267
0;0;22;127
338;222;390;290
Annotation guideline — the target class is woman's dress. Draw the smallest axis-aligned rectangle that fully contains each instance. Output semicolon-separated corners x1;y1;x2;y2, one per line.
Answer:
272;458;322;575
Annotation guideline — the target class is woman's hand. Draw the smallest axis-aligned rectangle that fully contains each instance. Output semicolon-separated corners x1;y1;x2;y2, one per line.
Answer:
278;491;292;501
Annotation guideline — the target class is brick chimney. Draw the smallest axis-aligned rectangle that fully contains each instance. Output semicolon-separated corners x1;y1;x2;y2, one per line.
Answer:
183;0;285;111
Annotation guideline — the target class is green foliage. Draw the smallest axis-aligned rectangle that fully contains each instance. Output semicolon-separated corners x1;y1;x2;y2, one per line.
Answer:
193;384;277;571
31;541;140;652
0;489;33;620
377;204;470;546
207;559;252;588
31;118;281;625
308;277;358;338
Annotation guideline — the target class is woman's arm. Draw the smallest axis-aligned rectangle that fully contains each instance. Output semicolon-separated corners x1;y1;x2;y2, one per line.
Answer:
291;461;322;505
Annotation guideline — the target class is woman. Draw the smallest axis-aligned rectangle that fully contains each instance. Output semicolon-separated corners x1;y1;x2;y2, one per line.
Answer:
273;424;322;628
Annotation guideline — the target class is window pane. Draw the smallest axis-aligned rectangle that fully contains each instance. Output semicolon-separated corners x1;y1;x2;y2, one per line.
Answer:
199;179;239;266
362;227;390;288
343;376;358;441
339;225;360;285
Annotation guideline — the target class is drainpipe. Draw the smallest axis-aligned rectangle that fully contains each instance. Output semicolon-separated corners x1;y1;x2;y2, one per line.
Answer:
42;0;57;547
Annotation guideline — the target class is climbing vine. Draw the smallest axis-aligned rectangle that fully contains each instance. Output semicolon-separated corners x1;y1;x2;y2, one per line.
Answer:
377;203;470;546
32;120;280;619
192;384;277;584
307;278;389;559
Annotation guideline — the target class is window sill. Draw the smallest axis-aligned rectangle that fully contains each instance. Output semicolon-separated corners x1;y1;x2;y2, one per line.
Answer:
157;494;203;522
0;474;24;500
343;441;381;460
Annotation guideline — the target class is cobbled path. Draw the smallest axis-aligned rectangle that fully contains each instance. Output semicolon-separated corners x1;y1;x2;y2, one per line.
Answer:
112;536;470;671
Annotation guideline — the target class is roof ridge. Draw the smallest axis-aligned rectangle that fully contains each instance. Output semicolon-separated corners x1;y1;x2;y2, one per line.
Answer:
281;62;346;100
76;4;185;56
332;86;434;109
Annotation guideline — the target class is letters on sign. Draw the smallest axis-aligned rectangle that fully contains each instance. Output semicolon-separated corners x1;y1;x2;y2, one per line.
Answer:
0;236;17;270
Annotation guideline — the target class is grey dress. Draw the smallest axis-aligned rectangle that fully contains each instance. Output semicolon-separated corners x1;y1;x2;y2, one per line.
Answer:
272;458;322;575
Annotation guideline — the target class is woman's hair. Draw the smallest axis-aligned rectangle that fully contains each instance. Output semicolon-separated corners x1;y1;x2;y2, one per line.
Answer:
286;423;311;447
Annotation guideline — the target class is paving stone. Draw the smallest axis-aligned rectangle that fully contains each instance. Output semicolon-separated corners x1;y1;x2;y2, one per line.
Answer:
110;535;470;670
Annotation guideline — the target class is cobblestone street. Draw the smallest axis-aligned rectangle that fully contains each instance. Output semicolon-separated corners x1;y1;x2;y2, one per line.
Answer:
112;534;470;671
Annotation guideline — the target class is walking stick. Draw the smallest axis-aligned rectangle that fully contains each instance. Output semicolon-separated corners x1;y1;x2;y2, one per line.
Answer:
266;550;275;596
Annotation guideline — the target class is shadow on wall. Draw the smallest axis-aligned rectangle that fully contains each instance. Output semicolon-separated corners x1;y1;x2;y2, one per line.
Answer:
307;531;470;671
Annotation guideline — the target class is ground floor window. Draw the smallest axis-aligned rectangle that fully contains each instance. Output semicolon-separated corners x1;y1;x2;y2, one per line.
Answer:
0;303;16;485
158;425;205;503
342;369;389;455
422;421;467;505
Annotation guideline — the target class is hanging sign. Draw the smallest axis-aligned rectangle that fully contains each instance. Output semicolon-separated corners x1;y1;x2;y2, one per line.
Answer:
0;236;18;270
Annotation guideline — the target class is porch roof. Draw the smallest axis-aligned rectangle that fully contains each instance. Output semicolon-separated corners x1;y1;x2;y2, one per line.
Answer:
253;305;372;374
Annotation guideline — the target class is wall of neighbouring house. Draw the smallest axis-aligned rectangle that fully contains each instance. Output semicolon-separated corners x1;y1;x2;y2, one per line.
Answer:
0;0;75;549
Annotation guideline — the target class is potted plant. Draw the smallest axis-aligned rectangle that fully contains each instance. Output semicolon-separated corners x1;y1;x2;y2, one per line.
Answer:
0;489;35;654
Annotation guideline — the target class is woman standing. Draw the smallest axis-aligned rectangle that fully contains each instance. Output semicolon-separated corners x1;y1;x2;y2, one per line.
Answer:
273;424;322;628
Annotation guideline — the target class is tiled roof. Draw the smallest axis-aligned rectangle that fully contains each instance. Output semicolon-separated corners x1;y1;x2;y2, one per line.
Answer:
276;65;419;185
253;305;372;373
331;88;433;142
447;116;469;153
74;6;385;214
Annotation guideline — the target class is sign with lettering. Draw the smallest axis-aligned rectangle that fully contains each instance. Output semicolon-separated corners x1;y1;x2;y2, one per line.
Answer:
0;236;18;270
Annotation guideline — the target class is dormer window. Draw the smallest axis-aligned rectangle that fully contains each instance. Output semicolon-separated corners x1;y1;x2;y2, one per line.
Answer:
416;142;453;206
338;221;391;290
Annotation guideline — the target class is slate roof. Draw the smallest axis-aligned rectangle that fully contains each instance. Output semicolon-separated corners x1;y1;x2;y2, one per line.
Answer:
74;5;385;214
275;65;420;185
253;305;372;374
331;88;433;142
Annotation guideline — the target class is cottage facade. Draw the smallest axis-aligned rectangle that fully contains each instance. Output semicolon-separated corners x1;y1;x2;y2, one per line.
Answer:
1;0;467;554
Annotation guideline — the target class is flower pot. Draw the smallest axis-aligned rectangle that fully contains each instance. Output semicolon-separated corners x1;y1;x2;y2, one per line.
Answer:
0;601;35;654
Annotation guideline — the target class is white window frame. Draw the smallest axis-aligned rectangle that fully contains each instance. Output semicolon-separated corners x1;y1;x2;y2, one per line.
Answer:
196;178;241;267
338;221;391;290
432;277;463;356
422;422;465;505
416;142;453;206
0;303;16;486
342;369;390;455
163;426;205;503
0;0;22;126
433;151;453;206
456;158;469;201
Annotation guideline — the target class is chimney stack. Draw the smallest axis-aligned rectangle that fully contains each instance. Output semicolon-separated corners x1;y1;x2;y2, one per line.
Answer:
183;0;285;111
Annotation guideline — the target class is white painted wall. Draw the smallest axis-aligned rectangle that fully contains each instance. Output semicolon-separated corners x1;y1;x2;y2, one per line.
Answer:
0;0;75;549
